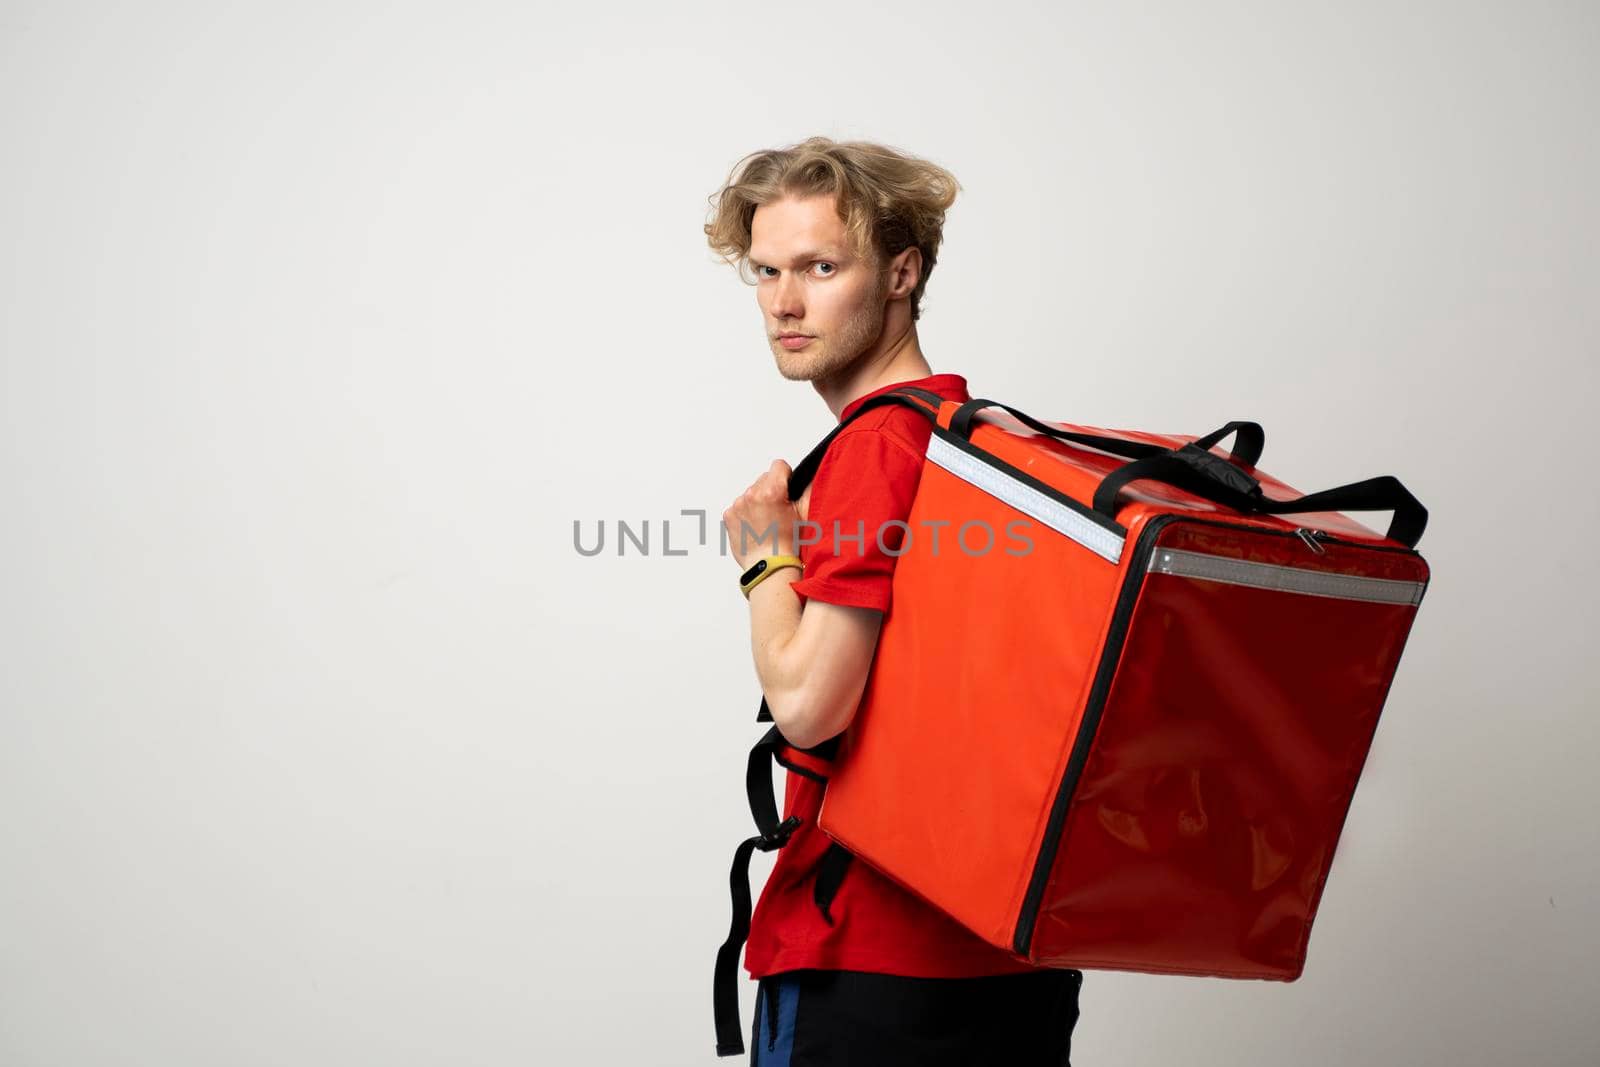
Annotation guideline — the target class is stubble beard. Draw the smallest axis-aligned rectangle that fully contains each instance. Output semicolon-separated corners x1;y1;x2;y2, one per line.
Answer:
771;280;888;384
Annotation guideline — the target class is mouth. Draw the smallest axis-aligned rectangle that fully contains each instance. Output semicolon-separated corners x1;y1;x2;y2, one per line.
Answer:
777;332;814;349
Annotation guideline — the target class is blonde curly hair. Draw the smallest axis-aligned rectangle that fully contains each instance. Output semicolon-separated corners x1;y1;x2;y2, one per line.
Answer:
704;136;962;322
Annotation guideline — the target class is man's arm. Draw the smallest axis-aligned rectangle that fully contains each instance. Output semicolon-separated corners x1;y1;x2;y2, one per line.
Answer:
746;575;882;750
723;431;921;749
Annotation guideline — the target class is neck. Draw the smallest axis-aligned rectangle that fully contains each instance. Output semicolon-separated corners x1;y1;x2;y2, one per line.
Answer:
814;322;933;420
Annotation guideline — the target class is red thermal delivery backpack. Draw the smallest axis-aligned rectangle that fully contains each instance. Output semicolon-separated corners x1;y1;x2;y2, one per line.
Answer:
713;386;1431;1056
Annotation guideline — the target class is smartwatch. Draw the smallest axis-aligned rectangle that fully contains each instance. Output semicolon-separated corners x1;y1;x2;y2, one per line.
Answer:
740;554;803;599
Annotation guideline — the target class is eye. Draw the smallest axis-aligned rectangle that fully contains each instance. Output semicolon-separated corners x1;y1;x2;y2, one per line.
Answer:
813;262;836;276
754;265;776;279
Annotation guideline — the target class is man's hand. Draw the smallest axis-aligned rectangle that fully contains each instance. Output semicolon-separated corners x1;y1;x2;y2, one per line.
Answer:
723;459;806;571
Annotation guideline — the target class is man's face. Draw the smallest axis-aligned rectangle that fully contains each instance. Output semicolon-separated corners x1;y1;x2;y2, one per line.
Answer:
748;194;889;382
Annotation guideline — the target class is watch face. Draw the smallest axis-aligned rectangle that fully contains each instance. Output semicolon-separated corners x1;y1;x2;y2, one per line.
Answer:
741;559;767;585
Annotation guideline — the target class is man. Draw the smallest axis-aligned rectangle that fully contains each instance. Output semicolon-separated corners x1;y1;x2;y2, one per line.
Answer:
706;137;1083;1065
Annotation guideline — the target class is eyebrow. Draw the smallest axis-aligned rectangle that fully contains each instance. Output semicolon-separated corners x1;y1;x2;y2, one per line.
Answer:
749;248;847;267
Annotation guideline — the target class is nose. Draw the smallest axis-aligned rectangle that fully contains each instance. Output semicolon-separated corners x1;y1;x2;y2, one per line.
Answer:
768;270;804;324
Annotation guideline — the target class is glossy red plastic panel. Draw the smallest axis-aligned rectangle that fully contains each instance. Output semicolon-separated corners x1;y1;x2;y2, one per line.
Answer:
1026;520;1428;978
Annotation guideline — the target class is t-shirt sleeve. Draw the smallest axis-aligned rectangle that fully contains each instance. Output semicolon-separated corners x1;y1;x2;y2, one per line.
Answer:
789;429;926;613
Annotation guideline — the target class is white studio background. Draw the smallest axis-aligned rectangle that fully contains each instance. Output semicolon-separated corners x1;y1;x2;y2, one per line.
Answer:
2;2;1595;1065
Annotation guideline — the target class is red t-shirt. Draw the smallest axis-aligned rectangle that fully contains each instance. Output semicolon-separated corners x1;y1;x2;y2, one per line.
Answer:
743;372;1044;980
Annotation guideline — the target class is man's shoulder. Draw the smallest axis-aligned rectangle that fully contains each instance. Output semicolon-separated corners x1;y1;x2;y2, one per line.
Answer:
820;376;969;475
834;390;959;459
832;407;930;463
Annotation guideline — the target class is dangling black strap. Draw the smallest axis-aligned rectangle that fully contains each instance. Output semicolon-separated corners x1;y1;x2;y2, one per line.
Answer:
712;699;855;1056
712;724;801;1056
812;843;854;924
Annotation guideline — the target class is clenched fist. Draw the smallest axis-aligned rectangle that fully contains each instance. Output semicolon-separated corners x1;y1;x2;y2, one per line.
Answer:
722;459;810;571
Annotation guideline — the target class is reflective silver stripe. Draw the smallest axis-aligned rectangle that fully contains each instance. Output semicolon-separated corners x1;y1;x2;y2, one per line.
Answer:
1147;546;1425;605
925;434;1124;563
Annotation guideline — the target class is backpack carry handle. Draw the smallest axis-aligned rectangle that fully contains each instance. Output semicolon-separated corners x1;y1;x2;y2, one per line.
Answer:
950;399;1266;470
1093;437;1430;548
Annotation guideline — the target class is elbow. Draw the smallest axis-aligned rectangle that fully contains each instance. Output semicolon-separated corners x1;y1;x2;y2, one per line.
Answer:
767;683;851;751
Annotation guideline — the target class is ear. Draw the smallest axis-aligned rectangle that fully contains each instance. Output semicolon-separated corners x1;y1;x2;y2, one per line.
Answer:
886;246;922;301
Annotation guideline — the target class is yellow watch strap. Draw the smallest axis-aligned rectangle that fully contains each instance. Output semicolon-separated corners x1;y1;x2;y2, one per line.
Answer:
740;554;804;599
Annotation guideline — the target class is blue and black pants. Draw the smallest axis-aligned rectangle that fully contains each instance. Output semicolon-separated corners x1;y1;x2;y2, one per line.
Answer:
750;968;1082;1066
